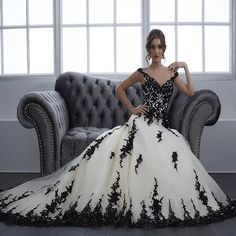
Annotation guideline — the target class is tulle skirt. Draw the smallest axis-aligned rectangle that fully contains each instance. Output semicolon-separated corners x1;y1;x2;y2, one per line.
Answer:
0;114;236;227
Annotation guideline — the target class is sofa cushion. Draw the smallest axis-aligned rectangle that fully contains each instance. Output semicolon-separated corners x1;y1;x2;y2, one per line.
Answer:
61;127;109;166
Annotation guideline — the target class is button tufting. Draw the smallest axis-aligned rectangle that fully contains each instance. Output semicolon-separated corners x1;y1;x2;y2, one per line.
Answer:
93;99;98;107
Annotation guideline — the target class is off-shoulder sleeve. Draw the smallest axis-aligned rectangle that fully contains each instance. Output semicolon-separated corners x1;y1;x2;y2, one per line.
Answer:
171;72;179;82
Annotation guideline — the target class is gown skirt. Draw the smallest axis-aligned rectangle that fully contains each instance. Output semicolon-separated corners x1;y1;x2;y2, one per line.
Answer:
0;114;236;227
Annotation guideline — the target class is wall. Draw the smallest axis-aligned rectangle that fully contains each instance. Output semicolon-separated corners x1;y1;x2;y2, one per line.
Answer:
0;78;54;173
0;77;236;173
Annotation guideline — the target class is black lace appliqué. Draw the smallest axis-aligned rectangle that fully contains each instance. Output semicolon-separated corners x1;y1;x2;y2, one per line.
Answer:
168;199;181;226
68;163;80;172
211;191;223;208
1;180;236;227
193;169;209;207
181;198;191;221
109;151;115;159
138;68;175;128
45;180;75;215
104;171;122;225
45;180;61;195
0;191;33;209
83;127;118;161
156;131;163;142
172;152;178;171
119;118;138;167
149;177;164;223
92;196;104;225
134;154;143;174
123;122;129;127
0;193;13;208
137;200;150;227
191;198;201;219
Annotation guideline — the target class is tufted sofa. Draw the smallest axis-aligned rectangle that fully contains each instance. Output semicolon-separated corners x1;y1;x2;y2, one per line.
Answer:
17;71;221;176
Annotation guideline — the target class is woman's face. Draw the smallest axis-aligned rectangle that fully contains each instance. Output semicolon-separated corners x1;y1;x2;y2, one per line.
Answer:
149;38;164;63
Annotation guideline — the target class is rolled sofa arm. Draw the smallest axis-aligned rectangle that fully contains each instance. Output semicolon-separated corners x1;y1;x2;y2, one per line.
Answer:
17;91;69;176
169;89;221;158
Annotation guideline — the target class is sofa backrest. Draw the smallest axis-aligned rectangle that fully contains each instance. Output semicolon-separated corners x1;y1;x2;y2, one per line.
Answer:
55;71;178;129
55;72;143;128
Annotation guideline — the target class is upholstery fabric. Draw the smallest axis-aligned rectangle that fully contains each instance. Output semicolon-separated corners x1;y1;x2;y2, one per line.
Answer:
55;72;144;128
17;91;69;174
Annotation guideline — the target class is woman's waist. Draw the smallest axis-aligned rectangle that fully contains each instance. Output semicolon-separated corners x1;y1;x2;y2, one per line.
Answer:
130;112;169;128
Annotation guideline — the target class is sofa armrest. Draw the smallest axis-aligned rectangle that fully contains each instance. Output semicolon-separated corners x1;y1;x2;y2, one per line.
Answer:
169;89;221;158
17;91;69;176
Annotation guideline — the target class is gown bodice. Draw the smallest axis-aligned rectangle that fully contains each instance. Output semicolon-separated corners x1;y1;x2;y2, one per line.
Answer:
137;68;178;128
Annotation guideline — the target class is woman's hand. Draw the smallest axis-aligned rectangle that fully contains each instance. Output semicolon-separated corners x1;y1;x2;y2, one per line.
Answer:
131;104;149;115
168;62;187;73
168;61;195;97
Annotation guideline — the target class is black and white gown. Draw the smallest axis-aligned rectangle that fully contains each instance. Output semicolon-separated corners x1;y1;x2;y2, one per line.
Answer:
0;68;236;228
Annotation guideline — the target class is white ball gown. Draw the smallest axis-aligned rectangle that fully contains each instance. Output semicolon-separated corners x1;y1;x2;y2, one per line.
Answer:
0;68;235;228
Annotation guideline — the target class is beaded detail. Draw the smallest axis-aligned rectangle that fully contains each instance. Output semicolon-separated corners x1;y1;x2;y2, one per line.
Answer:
137;68;178;128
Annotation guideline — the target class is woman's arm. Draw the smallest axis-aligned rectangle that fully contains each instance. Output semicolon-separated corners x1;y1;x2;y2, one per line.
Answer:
168;62;195;97
116;71;149;115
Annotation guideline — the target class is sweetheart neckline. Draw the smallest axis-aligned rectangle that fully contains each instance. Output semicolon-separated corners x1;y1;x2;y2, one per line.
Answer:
140;70;173;89
147;76;172;88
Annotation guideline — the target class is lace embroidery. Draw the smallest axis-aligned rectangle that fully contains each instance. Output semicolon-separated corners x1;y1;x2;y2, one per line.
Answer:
134;154;143;174
138;68;177;128
172;152;178;171
119;117;138;167
156;130;163;142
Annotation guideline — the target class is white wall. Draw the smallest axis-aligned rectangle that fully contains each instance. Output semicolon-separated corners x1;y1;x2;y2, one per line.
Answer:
0;78;236;173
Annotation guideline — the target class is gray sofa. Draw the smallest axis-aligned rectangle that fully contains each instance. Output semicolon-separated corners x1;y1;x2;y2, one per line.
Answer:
17;71;221;176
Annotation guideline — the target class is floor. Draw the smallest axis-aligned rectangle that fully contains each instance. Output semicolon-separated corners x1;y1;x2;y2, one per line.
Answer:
0;173;236;236
1;217;236;236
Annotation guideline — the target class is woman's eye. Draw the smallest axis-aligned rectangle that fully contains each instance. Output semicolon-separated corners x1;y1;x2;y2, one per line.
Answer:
158;45;163;49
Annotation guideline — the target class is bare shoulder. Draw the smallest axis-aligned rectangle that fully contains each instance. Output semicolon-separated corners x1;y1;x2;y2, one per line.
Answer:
162;65;171;74
123;69;143;85
141;66;149;73
117;69;143;90
163;65;177;79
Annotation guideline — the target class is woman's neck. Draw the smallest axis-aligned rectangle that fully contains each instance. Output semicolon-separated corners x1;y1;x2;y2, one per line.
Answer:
149;61;163;70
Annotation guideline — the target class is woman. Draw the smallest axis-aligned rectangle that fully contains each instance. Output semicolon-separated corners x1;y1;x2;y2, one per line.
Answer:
0;29;235;228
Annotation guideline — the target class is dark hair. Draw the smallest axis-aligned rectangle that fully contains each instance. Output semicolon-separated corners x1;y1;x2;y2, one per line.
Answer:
145;29;166;61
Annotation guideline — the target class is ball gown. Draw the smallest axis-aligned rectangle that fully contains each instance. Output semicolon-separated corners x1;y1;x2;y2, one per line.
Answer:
0;68;235;227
